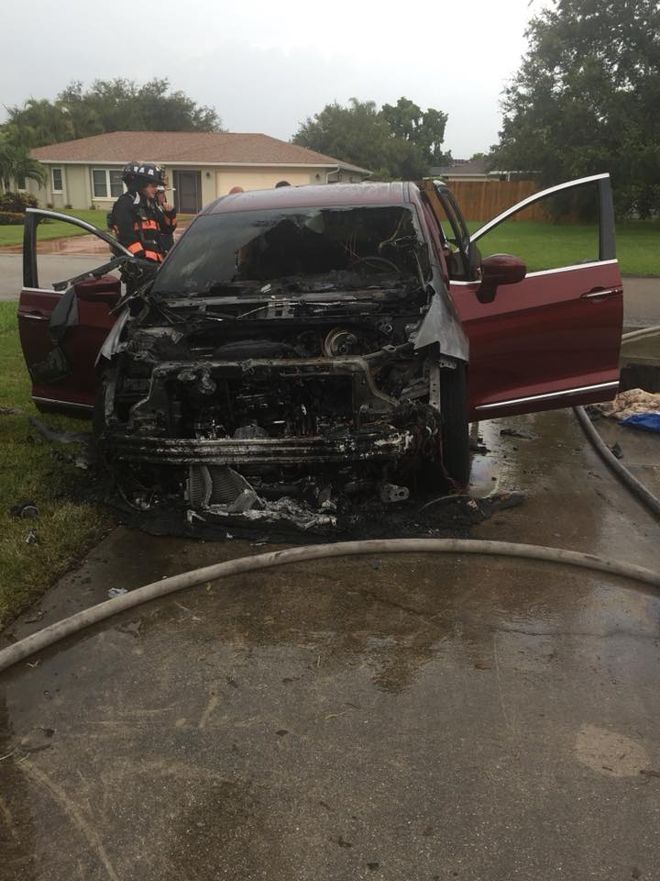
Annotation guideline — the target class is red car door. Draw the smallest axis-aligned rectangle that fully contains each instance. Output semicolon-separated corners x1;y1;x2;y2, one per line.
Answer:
18;209;130;415
426;175;623;420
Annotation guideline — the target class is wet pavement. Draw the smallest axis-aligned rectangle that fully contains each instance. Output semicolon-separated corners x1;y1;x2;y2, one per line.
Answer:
0;234;112;256
0;408;659;880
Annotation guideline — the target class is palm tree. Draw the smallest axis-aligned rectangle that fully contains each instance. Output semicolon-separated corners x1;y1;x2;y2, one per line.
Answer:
6;98;74;147
0;134;46;193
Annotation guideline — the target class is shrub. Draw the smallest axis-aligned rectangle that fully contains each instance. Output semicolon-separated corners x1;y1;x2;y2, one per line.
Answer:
0;211;25;225
64;203;72;209
0;191;38;213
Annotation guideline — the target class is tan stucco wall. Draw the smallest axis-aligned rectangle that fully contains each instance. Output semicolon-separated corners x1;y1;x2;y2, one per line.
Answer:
215;166;324;196
23;164;91;209
67;166;91;209
200;167;216;207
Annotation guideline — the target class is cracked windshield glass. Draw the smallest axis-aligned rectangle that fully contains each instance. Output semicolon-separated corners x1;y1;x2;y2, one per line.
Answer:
152;205;426;296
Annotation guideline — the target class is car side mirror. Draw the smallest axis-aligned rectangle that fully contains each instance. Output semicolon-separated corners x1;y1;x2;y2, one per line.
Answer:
477;254;526;303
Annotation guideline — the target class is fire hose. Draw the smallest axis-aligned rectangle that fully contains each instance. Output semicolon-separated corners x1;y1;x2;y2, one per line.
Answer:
0;539;658;675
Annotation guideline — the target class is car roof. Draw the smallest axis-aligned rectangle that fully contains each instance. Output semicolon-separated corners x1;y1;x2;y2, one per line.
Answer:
203;181;416;215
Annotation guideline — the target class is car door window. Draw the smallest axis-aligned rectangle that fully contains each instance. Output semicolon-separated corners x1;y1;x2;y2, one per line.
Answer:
418;180;479;281
19;210;133;413
25;209;126;292
471;175;615;274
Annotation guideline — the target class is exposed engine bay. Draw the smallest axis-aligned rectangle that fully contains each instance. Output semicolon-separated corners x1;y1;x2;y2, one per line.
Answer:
97;202;469;532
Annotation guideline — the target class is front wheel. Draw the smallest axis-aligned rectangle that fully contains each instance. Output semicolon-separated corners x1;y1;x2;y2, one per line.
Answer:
92;370;111;440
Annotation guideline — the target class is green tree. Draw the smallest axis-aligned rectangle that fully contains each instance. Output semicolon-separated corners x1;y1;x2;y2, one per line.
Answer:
381;98;450;165
491;0;660;217
4;98;75;148
0;133;46;192
294;99;396;178
4;79;222;148
293;97;448;179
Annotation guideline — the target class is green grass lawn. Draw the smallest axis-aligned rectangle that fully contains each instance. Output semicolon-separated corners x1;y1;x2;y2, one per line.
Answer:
0;209;197;247
466;219;660;277
0;209;109;246
0;302;111;627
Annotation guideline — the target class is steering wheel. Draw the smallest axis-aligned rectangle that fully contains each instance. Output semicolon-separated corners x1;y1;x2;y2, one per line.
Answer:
350;256;401;274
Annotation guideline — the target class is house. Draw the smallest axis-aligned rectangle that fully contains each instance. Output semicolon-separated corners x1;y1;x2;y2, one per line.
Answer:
28;131;371;212
430;158;531;183
430;158;494;182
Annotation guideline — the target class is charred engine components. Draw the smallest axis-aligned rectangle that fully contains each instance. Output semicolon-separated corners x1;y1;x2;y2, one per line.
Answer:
186;465;261;512
379;483;410;504
323;328;359;357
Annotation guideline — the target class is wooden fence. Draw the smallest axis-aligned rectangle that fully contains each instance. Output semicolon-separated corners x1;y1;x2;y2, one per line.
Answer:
444;180;544;222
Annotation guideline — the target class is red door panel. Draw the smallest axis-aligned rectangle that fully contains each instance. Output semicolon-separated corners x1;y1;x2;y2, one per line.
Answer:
19;208;130;416
450;262;623;419
424;174;624;420
18;276;120;414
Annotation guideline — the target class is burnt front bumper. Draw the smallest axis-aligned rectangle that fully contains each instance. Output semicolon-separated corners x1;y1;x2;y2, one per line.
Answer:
108;354;415;466
109;426;414;466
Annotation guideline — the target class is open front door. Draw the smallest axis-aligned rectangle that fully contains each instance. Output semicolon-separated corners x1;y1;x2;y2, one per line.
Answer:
18;209;131;415
440;174;622;419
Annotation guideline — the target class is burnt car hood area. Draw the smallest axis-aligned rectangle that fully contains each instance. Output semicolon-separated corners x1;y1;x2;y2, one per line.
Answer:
96;187;471;533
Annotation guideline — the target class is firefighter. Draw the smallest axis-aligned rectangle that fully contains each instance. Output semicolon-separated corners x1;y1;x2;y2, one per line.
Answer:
109;162;166;264
154;175;177;254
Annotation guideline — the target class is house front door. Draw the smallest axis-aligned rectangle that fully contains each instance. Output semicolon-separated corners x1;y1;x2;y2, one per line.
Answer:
173;170;202;214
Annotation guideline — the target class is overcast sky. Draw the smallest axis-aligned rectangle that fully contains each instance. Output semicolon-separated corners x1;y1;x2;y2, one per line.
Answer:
2;0;542;157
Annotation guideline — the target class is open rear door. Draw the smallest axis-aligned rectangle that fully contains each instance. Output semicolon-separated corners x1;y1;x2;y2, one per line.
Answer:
18;209;132;415
426;175;622;419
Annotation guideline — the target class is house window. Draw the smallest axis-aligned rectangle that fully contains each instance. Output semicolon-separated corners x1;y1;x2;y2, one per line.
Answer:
92;168;124;199
92;169;107;198
16;176;27;192
51;167;63;193
109;170;124;197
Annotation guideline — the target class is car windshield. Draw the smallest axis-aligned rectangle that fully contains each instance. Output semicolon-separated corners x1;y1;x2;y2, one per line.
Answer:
152;205;426;296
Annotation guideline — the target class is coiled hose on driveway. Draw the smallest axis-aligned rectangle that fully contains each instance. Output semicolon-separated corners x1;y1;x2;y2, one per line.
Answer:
572;321;660;520
573;406;660;519
0;538;658;675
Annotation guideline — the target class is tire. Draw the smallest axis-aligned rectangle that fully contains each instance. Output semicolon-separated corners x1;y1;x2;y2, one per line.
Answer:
92;369;113;441
439;362;470;488
92;391;106;440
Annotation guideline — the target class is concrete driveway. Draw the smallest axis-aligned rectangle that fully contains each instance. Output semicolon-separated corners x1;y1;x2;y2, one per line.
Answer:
1;409;658;880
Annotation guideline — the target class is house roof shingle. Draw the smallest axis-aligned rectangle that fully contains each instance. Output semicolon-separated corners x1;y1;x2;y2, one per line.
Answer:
31;131;370;172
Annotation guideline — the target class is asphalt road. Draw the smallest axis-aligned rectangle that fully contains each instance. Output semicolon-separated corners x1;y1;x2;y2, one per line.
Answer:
1;409;659;880
0;254;107;298
1;252;658;326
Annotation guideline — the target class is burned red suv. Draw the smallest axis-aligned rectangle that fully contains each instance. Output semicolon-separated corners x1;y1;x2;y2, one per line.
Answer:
18;175;622;530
